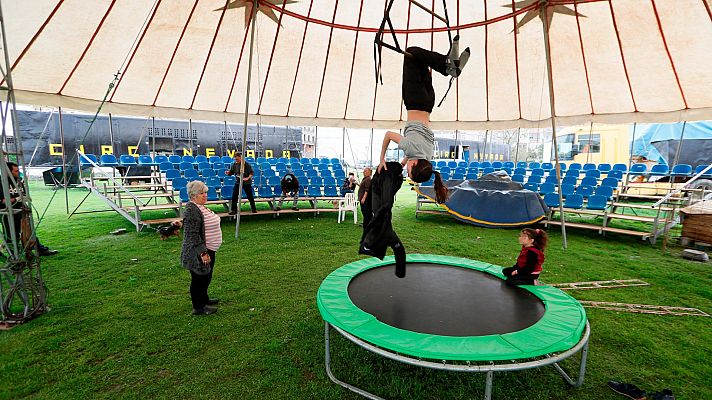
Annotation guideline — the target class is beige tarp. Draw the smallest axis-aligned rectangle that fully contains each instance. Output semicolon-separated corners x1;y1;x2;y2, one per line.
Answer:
3;0;712;129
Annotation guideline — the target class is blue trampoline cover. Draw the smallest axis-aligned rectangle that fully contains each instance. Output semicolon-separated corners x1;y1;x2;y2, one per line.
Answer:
416;173;549;227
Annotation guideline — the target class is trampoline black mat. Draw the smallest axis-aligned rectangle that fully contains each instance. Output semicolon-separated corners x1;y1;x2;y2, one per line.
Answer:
347;262;546;336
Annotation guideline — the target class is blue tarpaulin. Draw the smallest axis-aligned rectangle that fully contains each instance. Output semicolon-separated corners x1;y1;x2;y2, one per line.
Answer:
632;122;712;165
416;174;549;228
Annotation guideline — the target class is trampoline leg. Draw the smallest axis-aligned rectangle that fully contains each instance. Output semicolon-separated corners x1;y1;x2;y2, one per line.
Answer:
324;321;385;400
552;339;589;387
484;370;494;400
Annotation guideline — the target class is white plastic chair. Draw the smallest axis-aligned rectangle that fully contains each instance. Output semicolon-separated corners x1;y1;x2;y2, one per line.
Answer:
337;192;358;224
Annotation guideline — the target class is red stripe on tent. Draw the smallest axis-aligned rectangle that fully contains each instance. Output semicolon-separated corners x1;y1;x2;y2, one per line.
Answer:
258;0;289;114
484;0;489;121
512;0;522;120
109;0;162;102
190;0;230;109
343;0;365;120
3;0;64;86
152;0;199;106
315;0;341;117
607;0;638;112
286;0;315;115
259;0;539;33
704;0;712;22
223;19;251;112
59;0;117;94
574;1;594;114
650;0;688;109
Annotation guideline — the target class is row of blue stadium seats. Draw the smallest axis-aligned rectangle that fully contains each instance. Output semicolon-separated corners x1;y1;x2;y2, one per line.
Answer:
175;184;344;203
164;167;346;183
526;182;616;200
543;193;609;211
171;174;347;190
79;153;344;168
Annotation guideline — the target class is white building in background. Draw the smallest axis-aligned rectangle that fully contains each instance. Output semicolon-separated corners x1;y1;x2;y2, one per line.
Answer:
300;126;316;158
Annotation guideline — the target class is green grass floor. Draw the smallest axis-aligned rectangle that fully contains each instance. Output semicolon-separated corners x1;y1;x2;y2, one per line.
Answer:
1;182;711;399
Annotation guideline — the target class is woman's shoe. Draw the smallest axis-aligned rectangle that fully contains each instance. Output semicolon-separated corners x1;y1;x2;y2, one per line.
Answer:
192;306;218;316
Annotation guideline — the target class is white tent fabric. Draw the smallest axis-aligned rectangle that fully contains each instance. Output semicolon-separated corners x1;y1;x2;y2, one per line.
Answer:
3;0;712;129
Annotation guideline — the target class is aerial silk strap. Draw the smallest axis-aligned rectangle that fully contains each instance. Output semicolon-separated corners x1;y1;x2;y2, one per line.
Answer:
374;0;456;107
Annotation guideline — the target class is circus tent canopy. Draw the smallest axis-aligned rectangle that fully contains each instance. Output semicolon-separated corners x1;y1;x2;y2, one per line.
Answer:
3;0;712;130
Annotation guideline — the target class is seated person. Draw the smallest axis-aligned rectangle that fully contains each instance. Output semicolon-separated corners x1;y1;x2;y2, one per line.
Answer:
501;228;548;285
340;172;357;196
275;173;300;211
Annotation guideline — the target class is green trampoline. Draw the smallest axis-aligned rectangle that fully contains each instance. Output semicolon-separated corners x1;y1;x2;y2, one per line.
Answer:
317;254;590;400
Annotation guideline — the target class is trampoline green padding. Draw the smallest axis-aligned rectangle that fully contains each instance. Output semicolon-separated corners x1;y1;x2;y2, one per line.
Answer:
317;254;590;400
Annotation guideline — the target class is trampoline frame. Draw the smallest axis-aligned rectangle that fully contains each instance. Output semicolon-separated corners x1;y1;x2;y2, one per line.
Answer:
325;321;590;400
319;255;590;399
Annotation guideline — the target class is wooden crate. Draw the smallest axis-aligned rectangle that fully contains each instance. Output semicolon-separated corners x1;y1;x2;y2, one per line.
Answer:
680;201;712;244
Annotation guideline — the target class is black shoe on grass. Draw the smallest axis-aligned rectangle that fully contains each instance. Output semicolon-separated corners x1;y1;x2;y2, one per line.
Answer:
649;389;674;400
607;381;646;400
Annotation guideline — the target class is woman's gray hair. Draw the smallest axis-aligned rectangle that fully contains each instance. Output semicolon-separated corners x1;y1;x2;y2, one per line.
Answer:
187;180;208;200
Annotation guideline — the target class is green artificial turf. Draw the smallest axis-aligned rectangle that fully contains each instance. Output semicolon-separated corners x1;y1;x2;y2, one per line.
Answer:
1;182;710;399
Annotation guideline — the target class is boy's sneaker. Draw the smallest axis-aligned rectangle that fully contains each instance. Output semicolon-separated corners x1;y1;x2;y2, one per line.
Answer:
447;35;460;64
607;381;647;400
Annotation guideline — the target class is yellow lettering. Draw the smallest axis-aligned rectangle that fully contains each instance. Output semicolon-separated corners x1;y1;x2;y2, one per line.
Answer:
79;145;86;154
128;146;139;156
182;148;193;156
101;145;113;155
246;150;255;158
49;144;63;156
282;150;290;158
227;149;236;158
265;150;273;158
205;148;215;157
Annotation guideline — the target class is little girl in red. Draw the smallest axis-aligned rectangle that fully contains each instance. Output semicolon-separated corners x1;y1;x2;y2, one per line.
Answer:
502;228;548;285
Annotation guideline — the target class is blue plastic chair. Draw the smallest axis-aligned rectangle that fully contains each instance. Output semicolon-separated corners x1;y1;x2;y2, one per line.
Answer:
159;162;175;172
480;161;492;169
501;167;513;176
80;154;98;166
524;183;539;192
539;182;556;195
195;155;208;164
197;162;211;171
594;185;614;200
562;176;578;186
451;173;465;180
528;162;541;170
544;175;559;185
575;185;594;199
612;163;627;173
310;176;323;186
183;169;199;181
671;164;692;177
307;185;322;197
694;164;712;177
201;168;216;178
585;170;601;179
220;185;233;200
120;155;137;166
601;177;619;188
565;169;581;178
206;176;222;188
586;194;608;211
258;185;274;198
221;156;234;164
527;175;542;185
582;163;596;171
544;192;560;208
179;162;194;171
179;188;189;203
597;163;612;174
492;161;503;170
100;154;119;167
649;164;669;176
580;177;598;187
561;184;576;197
503;161;515;169
165;169;181;181
208;156;221;165
182;155;196;164
516;161;527;169
154;155;169;165
169;155;182;166
531;168;545;177
569;163;582;171
512;174;525;183
629;163;648;176
466;172;479;180
447;161;458;169
513;167;527;176
457;161;468;168
172;177;188;190
223;176;236;187
482;167;495;175
455;167;467;175
607;170;623;180
469;161;480;168
541;162;553;171
206;187;219;201
563;194;584;209
138;155;154;166
324;185;339;197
